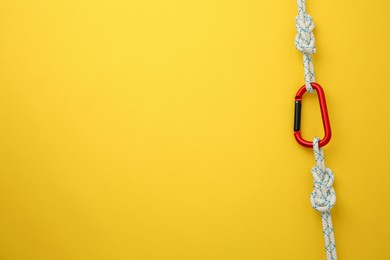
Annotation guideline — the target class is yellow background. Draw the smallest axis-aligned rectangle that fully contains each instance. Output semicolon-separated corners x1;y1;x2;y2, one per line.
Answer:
0;0;389;259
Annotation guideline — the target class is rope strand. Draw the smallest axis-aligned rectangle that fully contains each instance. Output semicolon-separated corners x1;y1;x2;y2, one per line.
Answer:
295;0;316;93
311;137;337;260
294;1;337;259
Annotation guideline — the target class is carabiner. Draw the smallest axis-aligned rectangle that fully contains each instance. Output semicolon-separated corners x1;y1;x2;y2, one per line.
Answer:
293;82;331;148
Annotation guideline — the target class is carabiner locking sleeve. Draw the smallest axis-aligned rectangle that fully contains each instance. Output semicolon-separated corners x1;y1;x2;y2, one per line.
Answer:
294;82;331;148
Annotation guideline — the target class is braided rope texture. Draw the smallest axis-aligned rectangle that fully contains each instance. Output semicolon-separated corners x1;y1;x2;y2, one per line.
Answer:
312;137;337;260
295;0;316;93
294;1;338;258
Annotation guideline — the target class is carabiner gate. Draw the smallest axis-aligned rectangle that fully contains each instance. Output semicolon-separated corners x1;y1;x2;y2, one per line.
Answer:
293;82;331;148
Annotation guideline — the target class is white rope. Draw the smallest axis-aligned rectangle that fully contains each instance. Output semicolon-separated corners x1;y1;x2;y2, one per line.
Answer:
295;0;316;93
311;137;337;260
294;1;338;258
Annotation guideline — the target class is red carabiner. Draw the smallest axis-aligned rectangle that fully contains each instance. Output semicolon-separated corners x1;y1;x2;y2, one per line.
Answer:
293;82;331;148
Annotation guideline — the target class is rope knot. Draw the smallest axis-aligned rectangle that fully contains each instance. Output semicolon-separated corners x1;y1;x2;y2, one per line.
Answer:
310;166;336;212
295;14;316;55
310;137;336;213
